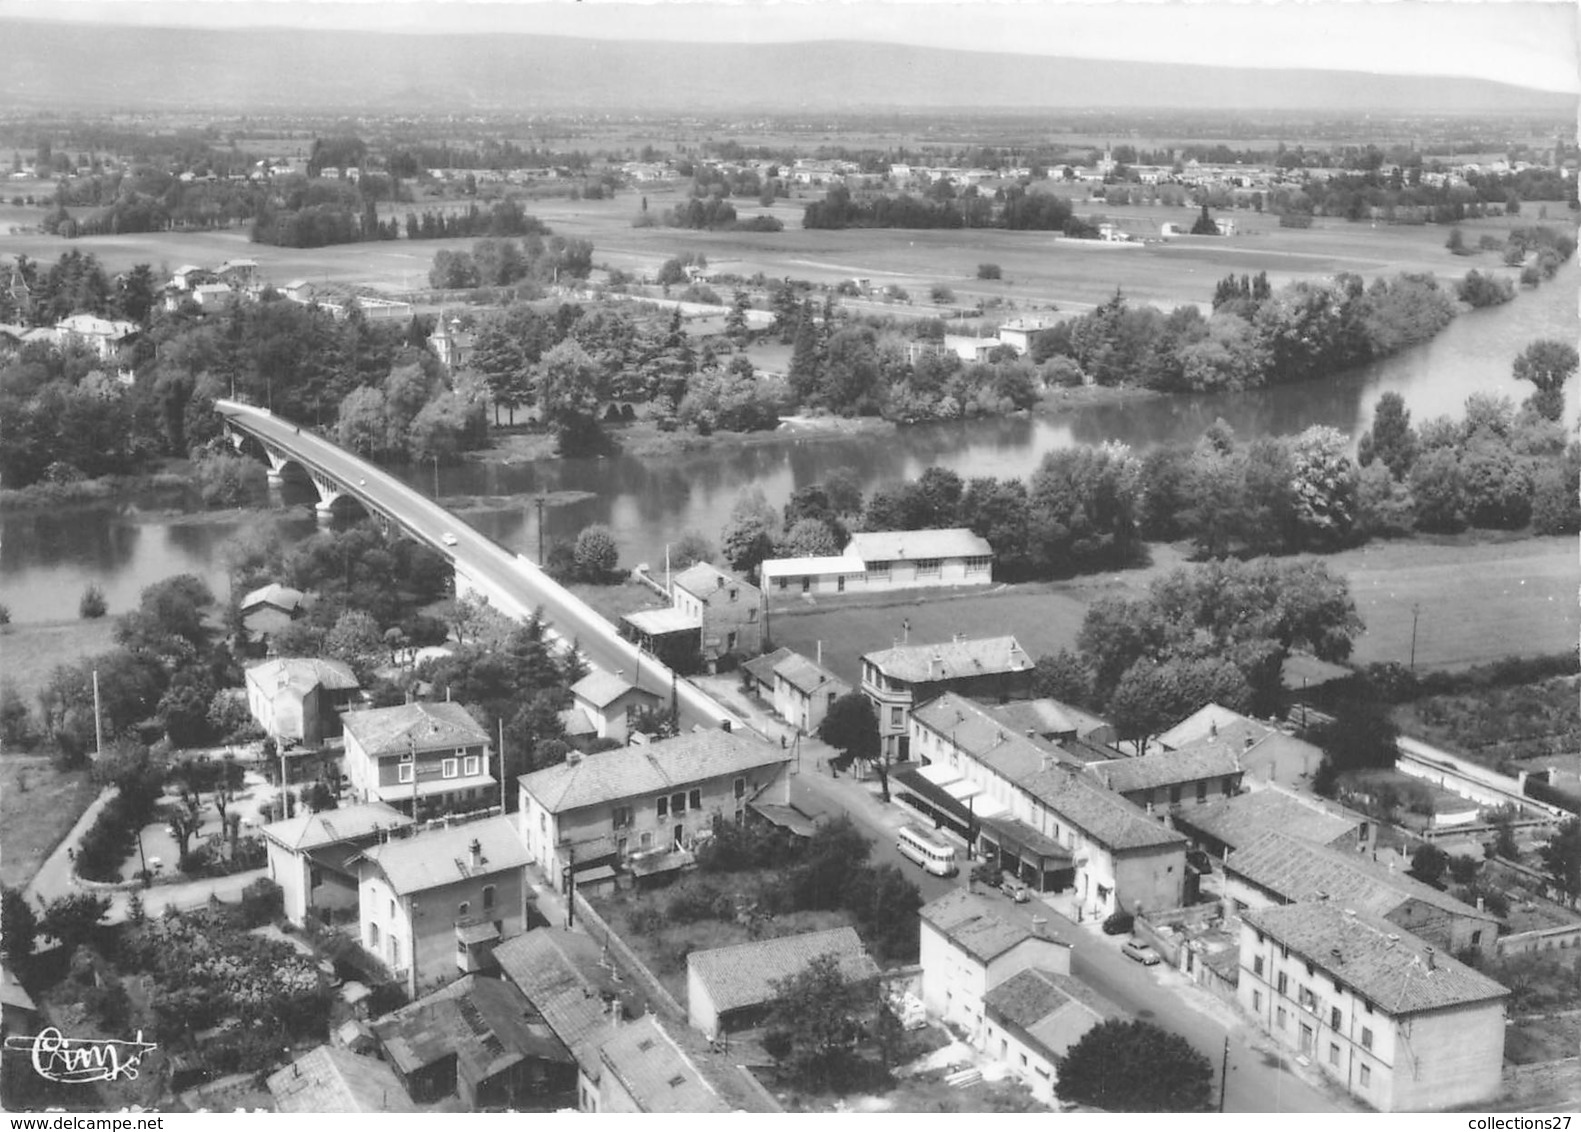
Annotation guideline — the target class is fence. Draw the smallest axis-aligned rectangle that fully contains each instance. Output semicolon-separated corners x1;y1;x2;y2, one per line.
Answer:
1497;921;1581;957
572;890;687;1023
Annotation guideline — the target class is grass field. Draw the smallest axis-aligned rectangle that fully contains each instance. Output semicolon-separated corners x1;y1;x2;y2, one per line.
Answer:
0;755;100;889
0;618;119;707
0;179;1533;316
762;533;1577;686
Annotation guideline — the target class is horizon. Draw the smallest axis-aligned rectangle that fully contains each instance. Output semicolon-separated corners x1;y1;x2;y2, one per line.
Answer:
0;0;1577;95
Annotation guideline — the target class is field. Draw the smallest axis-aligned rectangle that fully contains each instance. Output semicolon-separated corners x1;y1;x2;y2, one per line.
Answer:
760;533;1577;686
0;755;100;888
0;618;118;707
0;179;1533;315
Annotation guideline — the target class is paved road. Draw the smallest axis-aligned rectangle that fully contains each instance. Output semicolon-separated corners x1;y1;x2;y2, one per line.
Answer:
785;749;1354;1114
215;400;741;732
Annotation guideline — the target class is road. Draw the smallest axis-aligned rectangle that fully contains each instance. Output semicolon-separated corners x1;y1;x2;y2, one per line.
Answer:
214;400;741;733
788;753;1353;1114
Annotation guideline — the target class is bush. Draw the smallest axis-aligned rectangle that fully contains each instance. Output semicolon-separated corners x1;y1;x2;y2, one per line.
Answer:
1278;212;1313;229
572;525;619;582
930;284;956;304
79;584;107;619
976;263;1002;280
238;878;285;928
664;877;733;924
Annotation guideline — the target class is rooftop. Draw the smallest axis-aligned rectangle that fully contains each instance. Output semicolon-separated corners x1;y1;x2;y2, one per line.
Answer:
920;890;1061;964
520;729;789;815
742;647;795;686
982;967;1122;1057
1227;831;1497;925
245;657;359;697
571;670;653;710
1089;742;1244;795
1177;788;1360;852
672;562;757;600
847;527;993;563
1157;703;1272;752
863;635;1032;685
354;816;529;896
759;554;867;580
1244;902;1509;1015
688;927;878;1017
1012;762;1188;853
622;607;700;636
773;652;848;697
492;929;623;1079
260;800;413;853
977;696;1110;740
372;975;572;1084
242;582;306;612
266;1045;416;1113
341;700;489;757
598;1015;729;1113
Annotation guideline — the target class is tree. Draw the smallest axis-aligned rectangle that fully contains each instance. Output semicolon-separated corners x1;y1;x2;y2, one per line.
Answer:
39;893;110;957
1;886;38;964
163;792;206;867
1289;425;1357;546
324;609;385;682
721;489;780;577
818;692;882;793
1513;339;1578;422
845;863;923;963
668;531;715;571
762;952;876;1093
1190;204;1219;236
537;339;606;455
780;517;841;558
1409;844;1449;888
1315;699;1398;778
1539;817;1581;907
1055;1019;1214;1111
1356;392;1418;480
573;524;619;581
79;583;107;619
1107;656;1251;755
1031;649;1095;708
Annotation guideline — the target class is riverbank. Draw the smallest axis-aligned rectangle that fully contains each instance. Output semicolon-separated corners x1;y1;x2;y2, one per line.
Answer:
0;618;119;703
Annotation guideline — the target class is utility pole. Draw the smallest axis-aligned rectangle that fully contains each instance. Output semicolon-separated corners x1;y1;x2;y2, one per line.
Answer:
408;897;419;1002
1409;603;1421;672
535;495;546;564
432;454;440;501
498;717;506;816
92;669;103;760
1218;1034;1230;1112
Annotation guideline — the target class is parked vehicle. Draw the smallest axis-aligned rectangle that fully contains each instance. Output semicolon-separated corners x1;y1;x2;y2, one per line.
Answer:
896;824;959;877
1000;874;1030;903
441;532;458;546
1102;910;1135;935
1122;938;1161;966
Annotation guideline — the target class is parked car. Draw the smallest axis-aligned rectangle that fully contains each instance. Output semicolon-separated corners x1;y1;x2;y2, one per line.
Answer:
1122;938;1161;966
1000;874;1030;903
1102;910;1135;935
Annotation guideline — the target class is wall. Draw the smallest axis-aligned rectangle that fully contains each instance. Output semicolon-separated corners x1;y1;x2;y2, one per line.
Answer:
1497;921;1581;957
1389;999;1507;1113
573;891;686;1022
266;839;311;923
919;921;988;1036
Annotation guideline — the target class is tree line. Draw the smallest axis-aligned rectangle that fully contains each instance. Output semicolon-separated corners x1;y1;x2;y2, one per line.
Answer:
802;183;1078;231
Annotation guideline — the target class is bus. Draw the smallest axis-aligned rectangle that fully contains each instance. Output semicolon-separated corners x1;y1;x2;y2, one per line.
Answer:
896;824;959;877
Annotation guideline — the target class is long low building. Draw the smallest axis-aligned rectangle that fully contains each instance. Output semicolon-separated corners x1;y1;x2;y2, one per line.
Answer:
761;527;994;596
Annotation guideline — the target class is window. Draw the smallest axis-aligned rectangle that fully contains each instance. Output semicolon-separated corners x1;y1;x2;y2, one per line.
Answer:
1276;972;1288;995
777;576;787;591
1299;986;1317;1011
837;576;845;593
671;792;686;816
464;755;480;776
728;588;738;602
1169;784;1182;804
389;899;395;919
657;797;668;819
1276;1007;1286;1030
733;777;746;799
640;832;652;848
801;577;811;594
688;789;701;811
397;761;415;784
1471;929;1482;947
1254;956;1264;977
1328;1043;1340;1067
369;923;380;949
443;758;459;779
915;558;942;575
891;707;904;728
458;901;470;918
1358;1064;1371;1088
1360;1027;1373;1051
1196;779;1207;803
482;885;495;911
613;805;633;829
748;607;759;622
1330;1007;1342;1031
1252;990;1262;1012
390;937;400;967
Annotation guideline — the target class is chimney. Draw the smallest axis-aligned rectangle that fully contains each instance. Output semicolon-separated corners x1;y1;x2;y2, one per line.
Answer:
1244;735;1255;751
1424;945;1436;971
469;838;482;868
1210;721;1218;739
817;641;823;665
1476;896;1485;913
1331;947;1342;963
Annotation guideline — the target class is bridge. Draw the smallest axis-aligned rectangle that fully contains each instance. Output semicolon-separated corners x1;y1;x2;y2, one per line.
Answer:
214;399;744;733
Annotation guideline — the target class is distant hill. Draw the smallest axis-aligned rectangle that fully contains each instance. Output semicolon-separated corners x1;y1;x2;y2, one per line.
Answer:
1;20;1572;115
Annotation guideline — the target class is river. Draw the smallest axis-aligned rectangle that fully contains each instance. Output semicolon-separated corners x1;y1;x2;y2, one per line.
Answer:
1;262;1574;624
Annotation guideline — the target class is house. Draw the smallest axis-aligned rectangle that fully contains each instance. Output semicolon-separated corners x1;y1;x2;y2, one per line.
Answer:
341;701;496;818
217;258;260;287
1222;831;1500;957
267;1045;417;1113
597;1014;731;1113
918;890;1073;1039
1173;785;1374;861
618;606;702;673
975;696;1119;753
1158;702;1325;788
518;729;792;889
943;334;1000;363
244;658;360;750
760;528;995;599
491;929;627;1112
671;562;762;663
370;974;577;1109
995;317;1047;356
240;581;307;638
862;634;1034;761
354;815;532;994
562;670;660;745
261;800;413;925
1238;902;1508;1112
687;927;879;1038
170;264;206;291
981;967;1122;1105
740;646;794;701
52;313;138;361
902;697;1187;913
283;279;314;303
772;651;850;734
1087;742;1244;811
192;282;234;308
427;319;474;370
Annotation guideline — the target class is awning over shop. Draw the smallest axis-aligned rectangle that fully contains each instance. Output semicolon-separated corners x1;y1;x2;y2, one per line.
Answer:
978;814;1073;865
893;766;975;826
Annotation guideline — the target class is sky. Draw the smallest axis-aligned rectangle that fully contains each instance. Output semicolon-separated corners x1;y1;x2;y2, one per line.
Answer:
1;0;1577;93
